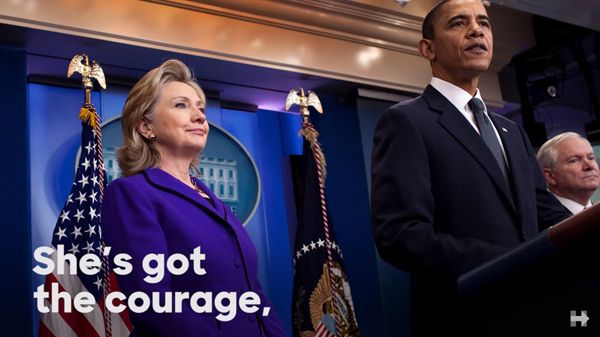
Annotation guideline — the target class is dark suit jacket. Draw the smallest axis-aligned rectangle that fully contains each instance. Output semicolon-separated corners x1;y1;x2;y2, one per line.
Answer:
371;85;570;336
102;167;286;337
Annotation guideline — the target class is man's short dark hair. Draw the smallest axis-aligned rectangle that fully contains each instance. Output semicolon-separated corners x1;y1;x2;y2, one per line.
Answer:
422;0;486;39
422;0;450;40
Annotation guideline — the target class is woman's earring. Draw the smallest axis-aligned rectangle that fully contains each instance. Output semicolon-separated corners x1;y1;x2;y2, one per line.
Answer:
148;133;156;140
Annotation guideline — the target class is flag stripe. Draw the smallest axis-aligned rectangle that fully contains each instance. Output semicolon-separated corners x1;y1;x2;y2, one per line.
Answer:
50;258;107;335
110;312;131;337
315;321;335;337
40;299;78;337
38;321;55;337
46;270;130;337
96;285;132;336
45;273;103;337
96;274;134;333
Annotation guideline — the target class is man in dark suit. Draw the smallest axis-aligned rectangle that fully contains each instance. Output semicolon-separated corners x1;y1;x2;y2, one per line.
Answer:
370;1;570;335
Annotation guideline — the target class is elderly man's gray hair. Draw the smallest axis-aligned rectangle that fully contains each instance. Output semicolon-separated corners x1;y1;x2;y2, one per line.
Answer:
537;132;591;170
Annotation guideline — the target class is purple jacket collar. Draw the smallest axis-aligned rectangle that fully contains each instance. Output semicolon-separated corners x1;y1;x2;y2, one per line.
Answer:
142;167;227;223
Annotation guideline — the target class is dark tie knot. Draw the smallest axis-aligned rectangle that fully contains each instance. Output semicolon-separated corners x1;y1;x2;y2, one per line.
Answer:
468;97;486;114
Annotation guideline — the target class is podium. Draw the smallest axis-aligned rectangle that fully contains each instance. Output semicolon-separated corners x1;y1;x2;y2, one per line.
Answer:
458;204;600;336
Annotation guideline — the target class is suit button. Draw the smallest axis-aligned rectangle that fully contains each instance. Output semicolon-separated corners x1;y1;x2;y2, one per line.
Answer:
233;259;242;268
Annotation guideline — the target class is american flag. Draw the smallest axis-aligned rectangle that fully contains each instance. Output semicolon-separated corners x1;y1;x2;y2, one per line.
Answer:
38;107;131;337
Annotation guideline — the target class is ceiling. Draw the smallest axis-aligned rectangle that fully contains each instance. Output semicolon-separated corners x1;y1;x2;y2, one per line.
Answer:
494;0;600;33
1;22;360;112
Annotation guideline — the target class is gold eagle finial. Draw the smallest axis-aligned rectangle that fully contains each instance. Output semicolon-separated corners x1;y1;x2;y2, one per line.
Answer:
67;54;106;91
285;88;323;123
67;54;106;126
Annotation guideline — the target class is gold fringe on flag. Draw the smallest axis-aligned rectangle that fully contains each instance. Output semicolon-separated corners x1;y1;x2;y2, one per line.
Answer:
300;123;327;181
79;105;98;128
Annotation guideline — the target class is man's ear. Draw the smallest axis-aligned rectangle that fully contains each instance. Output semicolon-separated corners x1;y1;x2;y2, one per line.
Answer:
418;39;435;62
543;168;556;186
138;118;154;139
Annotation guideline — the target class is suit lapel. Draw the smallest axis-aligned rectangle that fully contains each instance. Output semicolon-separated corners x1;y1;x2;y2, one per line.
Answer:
143;167;227;223
423;86;515;212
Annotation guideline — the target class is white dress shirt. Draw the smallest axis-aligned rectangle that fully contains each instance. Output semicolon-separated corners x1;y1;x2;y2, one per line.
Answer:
551;193;592;214
430;77;508;166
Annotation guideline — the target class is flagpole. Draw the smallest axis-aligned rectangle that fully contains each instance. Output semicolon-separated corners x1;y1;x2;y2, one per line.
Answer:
286;89;342;336
67;54;112;337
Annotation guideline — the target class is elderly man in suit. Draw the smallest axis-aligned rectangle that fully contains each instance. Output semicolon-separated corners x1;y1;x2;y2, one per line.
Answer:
537;132;600;214
370;0;570;335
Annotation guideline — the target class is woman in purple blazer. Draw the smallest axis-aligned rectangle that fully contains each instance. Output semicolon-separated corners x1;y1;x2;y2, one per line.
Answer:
101;59;286;337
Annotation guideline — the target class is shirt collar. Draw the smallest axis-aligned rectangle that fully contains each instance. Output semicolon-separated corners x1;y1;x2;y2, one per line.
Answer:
430;77;485;114
551;193;592;214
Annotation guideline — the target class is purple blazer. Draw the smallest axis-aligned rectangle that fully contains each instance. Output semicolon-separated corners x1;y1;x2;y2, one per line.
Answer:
101;167;286;337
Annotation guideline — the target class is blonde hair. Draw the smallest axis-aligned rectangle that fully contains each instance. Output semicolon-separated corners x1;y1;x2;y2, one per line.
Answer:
117;59;206;177
537;132;590;170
